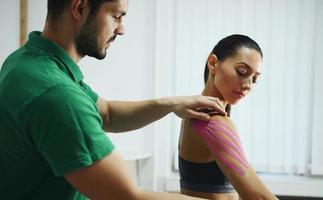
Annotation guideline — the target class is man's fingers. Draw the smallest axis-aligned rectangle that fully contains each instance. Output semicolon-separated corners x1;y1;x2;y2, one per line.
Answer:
195;96;227;116
187;110;211;121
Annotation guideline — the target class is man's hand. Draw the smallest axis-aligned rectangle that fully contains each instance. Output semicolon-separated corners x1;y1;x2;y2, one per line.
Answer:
170;95;227;121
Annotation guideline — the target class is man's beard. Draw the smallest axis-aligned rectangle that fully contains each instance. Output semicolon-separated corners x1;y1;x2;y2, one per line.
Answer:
75;17;107;60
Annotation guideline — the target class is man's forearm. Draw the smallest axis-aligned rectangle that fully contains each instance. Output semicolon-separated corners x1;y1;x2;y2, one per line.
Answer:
105;98;175;133
97;95;225;133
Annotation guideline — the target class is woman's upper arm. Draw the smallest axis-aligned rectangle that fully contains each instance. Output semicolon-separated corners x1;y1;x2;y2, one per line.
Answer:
191;117;277;199
191;117;248;176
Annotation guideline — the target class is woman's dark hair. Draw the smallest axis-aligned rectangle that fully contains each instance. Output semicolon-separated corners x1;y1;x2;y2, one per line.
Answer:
204;34;263;116
47;0;117;21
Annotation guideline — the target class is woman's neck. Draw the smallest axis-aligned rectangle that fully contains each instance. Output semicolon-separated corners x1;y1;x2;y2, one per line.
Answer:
202;80;228;108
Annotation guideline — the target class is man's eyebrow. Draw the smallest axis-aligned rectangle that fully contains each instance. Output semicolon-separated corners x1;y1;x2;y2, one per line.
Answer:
237;62;261;75
111;9;127;16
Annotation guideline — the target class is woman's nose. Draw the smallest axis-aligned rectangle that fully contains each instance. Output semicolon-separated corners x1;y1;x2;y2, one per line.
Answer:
241;77;252;90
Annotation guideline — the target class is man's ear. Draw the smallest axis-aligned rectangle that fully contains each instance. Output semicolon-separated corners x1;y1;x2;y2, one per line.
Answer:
207;54;219;75
71;0;89;21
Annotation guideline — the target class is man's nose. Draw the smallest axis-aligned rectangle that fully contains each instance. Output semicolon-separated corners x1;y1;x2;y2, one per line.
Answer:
115;24;124;35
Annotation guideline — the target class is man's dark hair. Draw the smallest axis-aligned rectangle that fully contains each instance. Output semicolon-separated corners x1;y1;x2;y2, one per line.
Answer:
47;0;117;21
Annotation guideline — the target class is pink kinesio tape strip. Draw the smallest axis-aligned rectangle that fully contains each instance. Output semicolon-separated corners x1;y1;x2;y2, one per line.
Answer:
205;126;248;167
191;119;249;176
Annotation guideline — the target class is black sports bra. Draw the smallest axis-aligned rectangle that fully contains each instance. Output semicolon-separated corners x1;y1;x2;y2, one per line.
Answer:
178;156;235;193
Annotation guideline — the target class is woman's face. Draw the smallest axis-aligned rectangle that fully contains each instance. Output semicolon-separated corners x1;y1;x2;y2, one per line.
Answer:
211;47;262;105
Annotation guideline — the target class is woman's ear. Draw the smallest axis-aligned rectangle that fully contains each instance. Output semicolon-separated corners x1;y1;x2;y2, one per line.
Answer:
207;54;218;75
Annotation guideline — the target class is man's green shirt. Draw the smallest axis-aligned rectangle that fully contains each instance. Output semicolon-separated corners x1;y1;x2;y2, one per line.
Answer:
0;31;115;199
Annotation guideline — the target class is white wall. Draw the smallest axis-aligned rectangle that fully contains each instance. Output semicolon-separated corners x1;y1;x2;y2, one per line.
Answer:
0;0;20;65
311;0;323;176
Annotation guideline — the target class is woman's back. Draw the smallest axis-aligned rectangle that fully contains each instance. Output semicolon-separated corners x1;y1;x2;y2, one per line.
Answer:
179;115;239;200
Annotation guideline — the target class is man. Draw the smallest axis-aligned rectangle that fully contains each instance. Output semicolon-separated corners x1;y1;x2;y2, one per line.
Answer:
0;0;226;199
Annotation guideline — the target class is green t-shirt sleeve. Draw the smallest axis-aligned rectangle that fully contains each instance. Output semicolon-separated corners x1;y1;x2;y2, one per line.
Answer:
79;81;98;103
20;85;114;176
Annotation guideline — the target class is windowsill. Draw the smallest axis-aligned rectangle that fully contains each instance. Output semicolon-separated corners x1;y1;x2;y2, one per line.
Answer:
258;174;323;197
163;174;323;197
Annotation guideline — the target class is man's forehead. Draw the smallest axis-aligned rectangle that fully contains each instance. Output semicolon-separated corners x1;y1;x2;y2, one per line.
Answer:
103;0;128;12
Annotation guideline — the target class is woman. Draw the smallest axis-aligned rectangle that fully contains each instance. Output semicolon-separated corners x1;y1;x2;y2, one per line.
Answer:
179;35;278;200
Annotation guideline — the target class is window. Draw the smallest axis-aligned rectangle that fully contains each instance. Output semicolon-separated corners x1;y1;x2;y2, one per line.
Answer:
172;0;323;177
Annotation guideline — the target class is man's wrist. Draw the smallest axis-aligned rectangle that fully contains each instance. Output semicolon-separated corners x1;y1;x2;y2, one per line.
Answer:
153;97;176;114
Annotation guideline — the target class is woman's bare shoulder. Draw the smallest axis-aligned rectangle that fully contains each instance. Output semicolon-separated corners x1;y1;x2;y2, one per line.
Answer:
207;114;237;133
210;114;233;124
